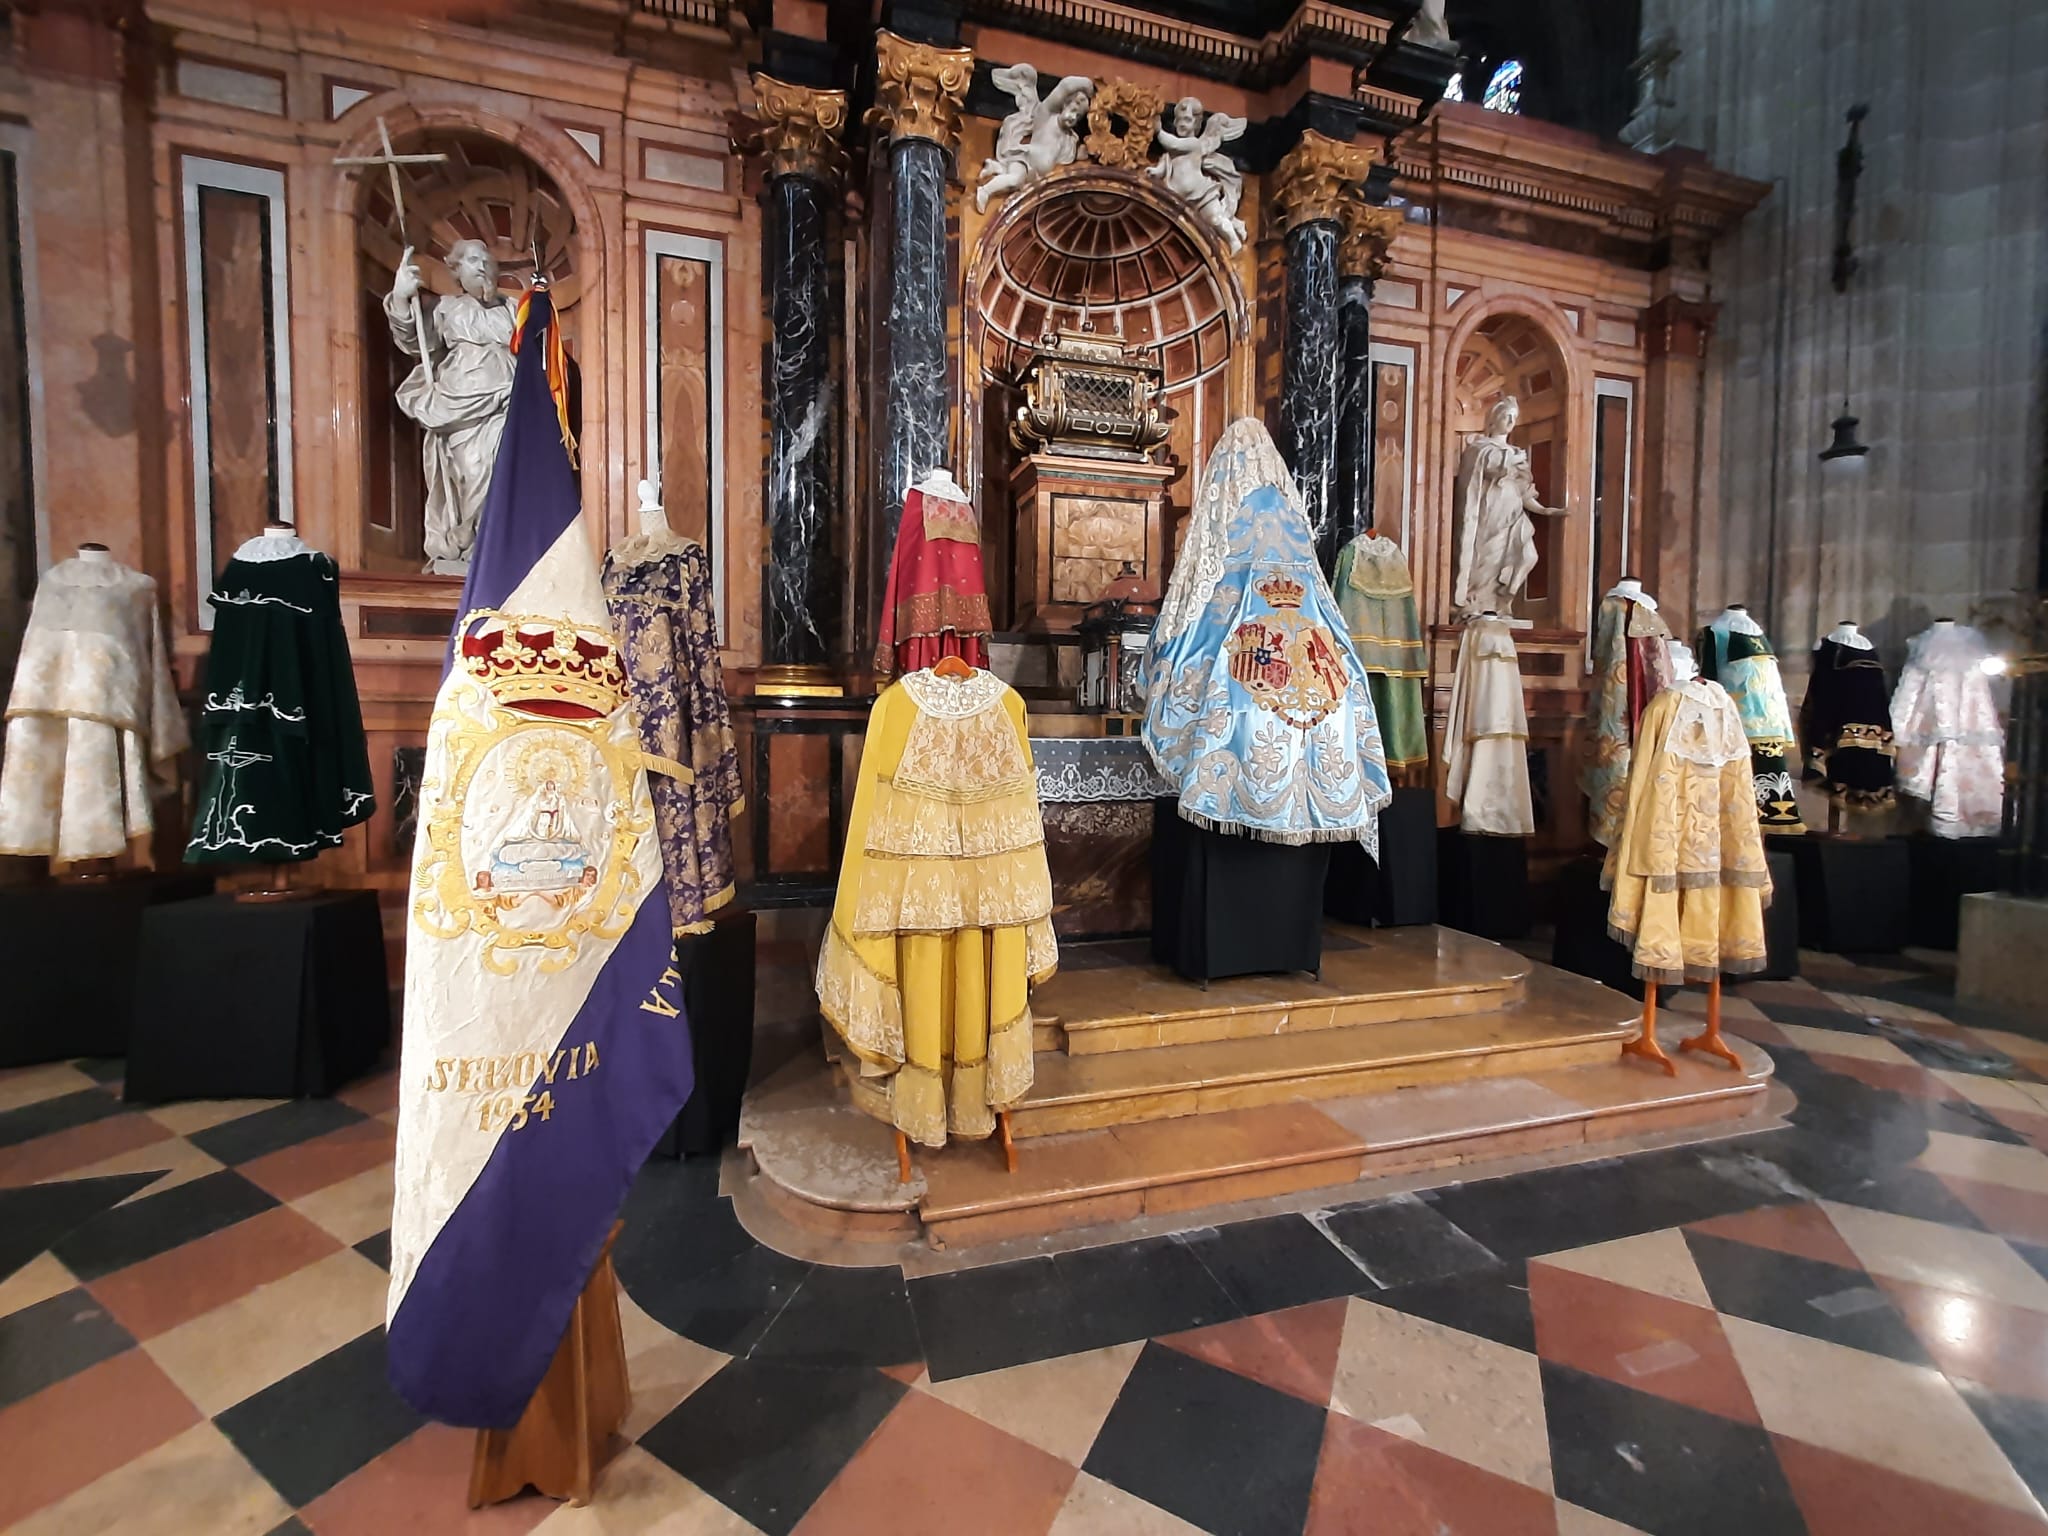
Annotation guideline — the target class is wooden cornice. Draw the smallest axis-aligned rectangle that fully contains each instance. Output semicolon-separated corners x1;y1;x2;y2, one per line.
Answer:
1394;102;1770;267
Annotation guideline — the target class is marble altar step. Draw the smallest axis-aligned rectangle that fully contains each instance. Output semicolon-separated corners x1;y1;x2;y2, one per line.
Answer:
734;1015;1780;1257
839;961;1635;1140
1037;925;1527;1055
912;1038;1776;1250
736;926;1780;1257
1003;966;1630;1137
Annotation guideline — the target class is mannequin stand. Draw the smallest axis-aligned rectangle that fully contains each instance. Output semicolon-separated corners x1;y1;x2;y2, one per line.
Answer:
893;1108;1018;1184
469;1226;629;1509
1621;982;1675;1076
1679;974;1743;1069
1622;974;1743;1078
235;862;301;903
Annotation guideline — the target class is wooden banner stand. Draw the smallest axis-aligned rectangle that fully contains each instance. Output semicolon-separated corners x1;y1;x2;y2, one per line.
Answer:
469;1224;630;1509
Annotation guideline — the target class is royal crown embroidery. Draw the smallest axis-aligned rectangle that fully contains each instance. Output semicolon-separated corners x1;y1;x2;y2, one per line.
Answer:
459;613;629;720
1254;572;1307;610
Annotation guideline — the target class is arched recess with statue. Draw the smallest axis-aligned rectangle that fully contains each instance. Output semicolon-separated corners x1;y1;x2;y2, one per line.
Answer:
350;128;584;576
960;163;1254;644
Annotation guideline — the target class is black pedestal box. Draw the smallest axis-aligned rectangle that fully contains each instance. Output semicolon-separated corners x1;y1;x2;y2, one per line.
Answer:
652;906;759;1159
1773;834;1910;954
1325;785;1438;928
1550;856;1642;999
125;890;390;1102
1907;836;2001;950
0;871;215;1067
1152;800;1331;982
1550;848;1800;994
1437;828;1531;941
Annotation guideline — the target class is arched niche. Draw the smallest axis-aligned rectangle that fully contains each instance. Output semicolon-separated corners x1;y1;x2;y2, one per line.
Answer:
964;168;1250;619
1452;309;1575;630
349;127;581;575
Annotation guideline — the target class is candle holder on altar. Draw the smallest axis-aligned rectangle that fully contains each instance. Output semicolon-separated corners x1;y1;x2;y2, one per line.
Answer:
1077;563;1160;716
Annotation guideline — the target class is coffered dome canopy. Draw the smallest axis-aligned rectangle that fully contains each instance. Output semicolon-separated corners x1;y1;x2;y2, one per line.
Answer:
975;179;1234;394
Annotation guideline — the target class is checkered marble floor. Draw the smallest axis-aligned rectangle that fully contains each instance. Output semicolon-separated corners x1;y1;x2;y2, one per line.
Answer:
7;947;2048;1534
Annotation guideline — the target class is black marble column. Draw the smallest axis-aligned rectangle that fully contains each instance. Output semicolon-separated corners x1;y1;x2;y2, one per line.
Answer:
1280;219;1342;567
1332;274;1376;550
764;172;836;669
879;137;949;572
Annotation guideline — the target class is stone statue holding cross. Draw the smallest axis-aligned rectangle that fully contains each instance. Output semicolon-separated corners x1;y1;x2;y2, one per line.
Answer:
338;119;516;574
385;239;515;574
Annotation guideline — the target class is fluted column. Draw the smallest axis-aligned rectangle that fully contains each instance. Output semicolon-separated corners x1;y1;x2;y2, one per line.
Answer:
866;30;973;581
748;76;848;691
1271;132;1378;567
1333;200;1403;550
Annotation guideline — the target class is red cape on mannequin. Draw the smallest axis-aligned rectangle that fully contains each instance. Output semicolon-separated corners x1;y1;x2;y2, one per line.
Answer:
875;485;993;675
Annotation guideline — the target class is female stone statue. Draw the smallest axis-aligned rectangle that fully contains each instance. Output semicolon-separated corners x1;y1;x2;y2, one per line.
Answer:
1148;97;1247;252
1451;396;1568;618
976;65;1095;213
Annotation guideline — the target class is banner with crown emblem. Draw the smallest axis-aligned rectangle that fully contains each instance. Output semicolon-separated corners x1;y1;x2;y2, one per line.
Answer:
386;285;694;1429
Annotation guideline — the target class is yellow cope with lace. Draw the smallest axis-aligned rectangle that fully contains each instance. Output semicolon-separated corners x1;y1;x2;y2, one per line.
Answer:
815;668;1058;1148
1603;679;1774;986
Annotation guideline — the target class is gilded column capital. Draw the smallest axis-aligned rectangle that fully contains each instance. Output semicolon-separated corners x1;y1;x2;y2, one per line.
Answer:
1337;199;1404;282
865;30;974;154
746;74;849;184
1270;130;1381;237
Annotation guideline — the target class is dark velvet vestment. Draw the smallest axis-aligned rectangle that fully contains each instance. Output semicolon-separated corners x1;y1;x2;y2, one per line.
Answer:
602;533;743;934
1801;639;1896;808
186;545;374;864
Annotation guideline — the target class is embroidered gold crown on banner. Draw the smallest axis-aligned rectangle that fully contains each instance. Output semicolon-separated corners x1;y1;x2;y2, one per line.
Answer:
1255;573;1308;610
459;613;628;718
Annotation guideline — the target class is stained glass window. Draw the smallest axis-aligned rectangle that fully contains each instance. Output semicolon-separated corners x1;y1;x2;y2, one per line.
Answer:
1483;59;1523;114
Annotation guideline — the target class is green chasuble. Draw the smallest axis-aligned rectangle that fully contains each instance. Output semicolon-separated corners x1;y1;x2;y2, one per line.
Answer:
186;534;375;863
1332;533;1429;771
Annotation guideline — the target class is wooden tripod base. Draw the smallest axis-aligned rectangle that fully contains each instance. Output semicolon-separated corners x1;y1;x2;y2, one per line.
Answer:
469;1226;629;1510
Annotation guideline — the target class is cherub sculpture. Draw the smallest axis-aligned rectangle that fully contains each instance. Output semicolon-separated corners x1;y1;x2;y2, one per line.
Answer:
1148;97;1248;252
976;64;1095;213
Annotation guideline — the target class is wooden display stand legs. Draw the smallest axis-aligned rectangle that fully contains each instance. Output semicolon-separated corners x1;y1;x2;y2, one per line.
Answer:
1622;975;1743;1077
469;1226;629;1510
893;1109;1019;1184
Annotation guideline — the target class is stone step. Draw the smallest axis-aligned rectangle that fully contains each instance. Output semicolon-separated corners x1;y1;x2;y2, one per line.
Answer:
735;1021;1778;1257
1009;967;1633;1136
915;1038;1775;1249
1038;925;1527;1055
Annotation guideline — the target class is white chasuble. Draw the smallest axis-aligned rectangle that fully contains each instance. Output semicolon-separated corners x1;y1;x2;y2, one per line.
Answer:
1443;616;1534;837
0;552;187;866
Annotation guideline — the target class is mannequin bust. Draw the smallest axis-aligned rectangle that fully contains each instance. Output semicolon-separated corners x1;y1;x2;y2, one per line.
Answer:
77;543;110;562
636;478;672;535
610;478;693;571
233;523;313;562
914;467;970;503
1609;575;1659;612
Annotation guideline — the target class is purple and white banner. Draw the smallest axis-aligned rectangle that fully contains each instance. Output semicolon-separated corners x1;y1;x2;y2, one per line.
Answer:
387;286;693;1428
